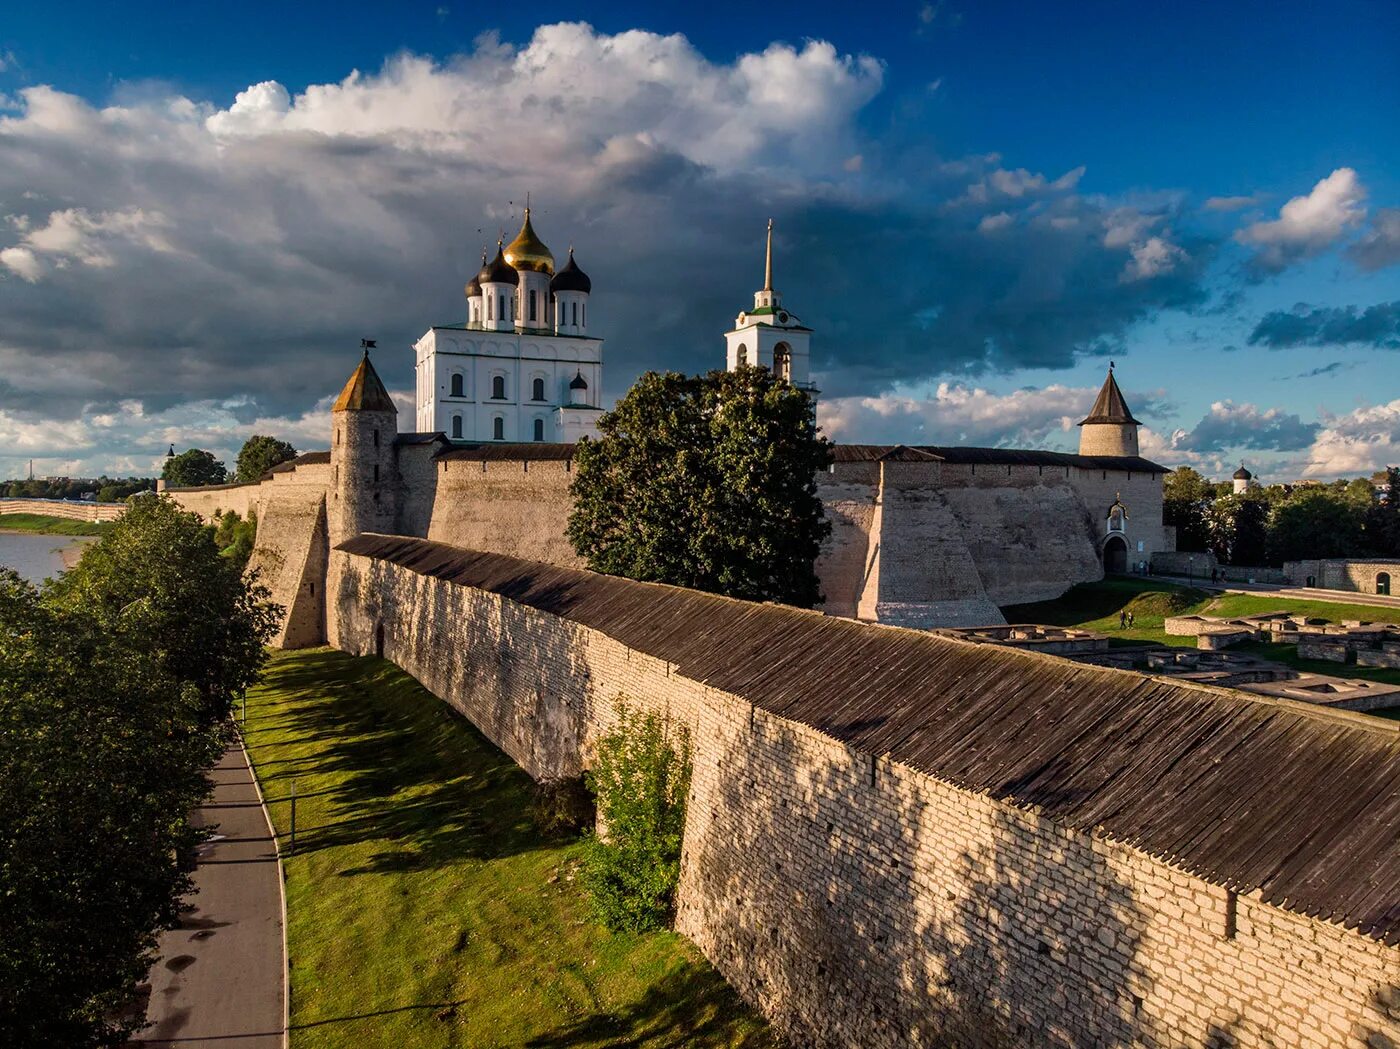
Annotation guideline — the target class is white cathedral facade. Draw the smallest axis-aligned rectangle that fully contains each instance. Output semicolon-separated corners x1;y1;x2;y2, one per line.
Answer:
415;213;814;444
414;208;604;443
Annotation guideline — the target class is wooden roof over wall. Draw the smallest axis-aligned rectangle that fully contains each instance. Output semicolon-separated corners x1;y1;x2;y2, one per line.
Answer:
339;534;1400;945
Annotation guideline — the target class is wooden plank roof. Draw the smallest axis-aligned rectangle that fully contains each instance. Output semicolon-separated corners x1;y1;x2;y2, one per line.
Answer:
338;534;1400;945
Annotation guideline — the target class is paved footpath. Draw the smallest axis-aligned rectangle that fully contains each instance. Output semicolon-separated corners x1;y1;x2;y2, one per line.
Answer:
133;740;286;1047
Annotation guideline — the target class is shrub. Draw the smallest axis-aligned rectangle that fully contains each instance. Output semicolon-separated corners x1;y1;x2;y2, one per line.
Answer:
530;776;595;839
581;706;692;932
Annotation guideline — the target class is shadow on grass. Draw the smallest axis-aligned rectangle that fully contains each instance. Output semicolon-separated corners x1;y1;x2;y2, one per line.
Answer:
1002;577;1210;627
523;968;774;1049
246;649;543;875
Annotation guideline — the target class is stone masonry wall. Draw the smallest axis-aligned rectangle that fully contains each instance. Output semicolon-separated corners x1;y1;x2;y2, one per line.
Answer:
424;458;584;568
328;548;1400;1049
0;497;126;522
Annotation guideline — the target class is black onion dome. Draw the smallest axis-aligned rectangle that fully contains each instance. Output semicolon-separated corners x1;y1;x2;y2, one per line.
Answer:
1234;464;1253;481
480;243;519;286
550;249;591;294
569;370;588;391
465;251;485;297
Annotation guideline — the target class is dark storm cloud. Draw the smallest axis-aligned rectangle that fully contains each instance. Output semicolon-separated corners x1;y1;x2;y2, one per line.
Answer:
1248;302;1400;350
1349;208;1400;272
0;25;1219;474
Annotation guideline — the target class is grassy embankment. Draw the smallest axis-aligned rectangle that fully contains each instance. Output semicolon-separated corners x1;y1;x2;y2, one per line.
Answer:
1002;577;1400;719
244;648;771;1049
0;512;112;536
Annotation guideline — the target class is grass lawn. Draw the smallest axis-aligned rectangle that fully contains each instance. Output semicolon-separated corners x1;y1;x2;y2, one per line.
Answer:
243;648;771;1049
0;512;112;536
1001;577;1400;700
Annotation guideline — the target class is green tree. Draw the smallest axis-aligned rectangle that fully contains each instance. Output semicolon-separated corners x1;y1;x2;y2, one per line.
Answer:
1163;467;1212;552
568;367;834;606
234;435;297;483
1205;495;1269;566
1366;467;1400;557
581;706;692;933
211;509;258;567
48;497;279;722
0;571;222;1047
1266;488;1366;564
161;448;226;488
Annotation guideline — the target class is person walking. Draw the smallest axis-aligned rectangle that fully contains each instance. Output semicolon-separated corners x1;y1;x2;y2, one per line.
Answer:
1127;611;1135;629
1119;609;1127;629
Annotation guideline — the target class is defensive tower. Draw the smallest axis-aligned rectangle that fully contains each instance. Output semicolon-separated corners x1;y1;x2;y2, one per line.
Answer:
724;219;815;391
1077;362;1140;457
330;347;399;547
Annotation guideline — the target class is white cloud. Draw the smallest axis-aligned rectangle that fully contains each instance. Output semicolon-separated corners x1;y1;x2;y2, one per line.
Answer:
1303;399;1400;477
977;211;1012;233
817;381;1095;446
1123;236;1185;281
1350;207;1400;272
1203;194;1261;212
1236;167;1366;271
0;207;174;280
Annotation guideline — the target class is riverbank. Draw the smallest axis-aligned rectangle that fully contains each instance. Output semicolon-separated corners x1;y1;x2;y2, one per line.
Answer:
0;512;113;536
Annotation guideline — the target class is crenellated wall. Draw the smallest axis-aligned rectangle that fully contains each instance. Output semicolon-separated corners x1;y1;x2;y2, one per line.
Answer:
327;542;1400;1049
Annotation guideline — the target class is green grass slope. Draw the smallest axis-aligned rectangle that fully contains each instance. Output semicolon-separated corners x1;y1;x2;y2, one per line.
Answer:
0;512;112;536
243;649;771;1049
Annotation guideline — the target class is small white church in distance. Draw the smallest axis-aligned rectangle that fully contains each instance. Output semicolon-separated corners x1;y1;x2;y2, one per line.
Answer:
414;208;604;443
415;212;814;443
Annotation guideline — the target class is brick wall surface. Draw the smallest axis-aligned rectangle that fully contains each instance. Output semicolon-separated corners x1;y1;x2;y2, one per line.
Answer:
327;548;1400;1049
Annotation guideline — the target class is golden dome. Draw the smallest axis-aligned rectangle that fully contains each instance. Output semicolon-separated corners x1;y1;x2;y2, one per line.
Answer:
503;207;554;275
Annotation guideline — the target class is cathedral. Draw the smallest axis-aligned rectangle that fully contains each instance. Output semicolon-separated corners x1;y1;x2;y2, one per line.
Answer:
414;208;604;443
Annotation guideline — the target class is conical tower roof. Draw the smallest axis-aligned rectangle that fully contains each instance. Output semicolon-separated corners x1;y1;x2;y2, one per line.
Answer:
333;351;397;413
1078;365;1139;426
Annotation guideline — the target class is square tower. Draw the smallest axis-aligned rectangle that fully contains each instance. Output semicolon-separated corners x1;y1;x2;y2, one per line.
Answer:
724;219;816;393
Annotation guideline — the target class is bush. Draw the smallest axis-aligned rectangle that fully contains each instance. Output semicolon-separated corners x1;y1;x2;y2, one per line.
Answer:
581;706;692;933
530;776;595;839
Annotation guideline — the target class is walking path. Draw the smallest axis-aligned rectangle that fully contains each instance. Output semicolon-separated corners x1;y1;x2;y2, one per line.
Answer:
133;739;287;1047
1152;573;1400;612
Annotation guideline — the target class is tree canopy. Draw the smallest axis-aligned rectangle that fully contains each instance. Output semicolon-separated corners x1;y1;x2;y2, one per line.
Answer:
234;435;297;483
568;367;833;607
161;448;226;488
1;498;279;1046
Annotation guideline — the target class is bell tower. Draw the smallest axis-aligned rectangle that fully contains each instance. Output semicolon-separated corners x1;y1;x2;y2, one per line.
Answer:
724;219;815;392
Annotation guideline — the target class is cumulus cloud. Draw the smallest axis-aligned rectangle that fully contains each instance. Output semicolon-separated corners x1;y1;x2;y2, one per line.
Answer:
1303;400;1400;477
1235;167;1366;273
816;380;1161;447
1171;400;1320;453
1349;208;1400;272
0;22;1223;473
1248;301;1400;350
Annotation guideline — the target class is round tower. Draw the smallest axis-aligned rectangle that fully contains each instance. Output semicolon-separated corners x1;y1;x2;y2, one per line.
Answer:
330;347;399;547
551;248;591;336
1077;363;1140;457
1233;463;1254;495
504;207;554;331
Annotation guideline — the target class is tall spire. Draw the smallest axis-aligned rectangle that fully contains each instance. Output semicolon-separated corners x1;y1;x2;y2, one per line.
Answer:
763;218;774;291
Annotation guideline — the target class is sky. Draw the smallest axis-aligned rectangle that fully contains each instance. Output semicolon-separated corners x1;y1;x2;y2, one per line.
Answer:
0;0;1397;482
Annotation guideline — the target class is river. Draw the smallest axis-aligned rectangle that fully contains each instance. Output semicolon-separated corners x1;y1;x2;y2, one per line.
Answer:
0;533;93;585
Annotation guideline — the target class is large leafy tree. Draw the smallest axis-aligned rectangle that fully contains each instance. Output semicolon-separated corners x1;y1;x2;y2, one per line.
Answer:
1;497;277;1045
1163;467;1212;552
234;435;297;483
1366;467;1400;556
568;367;833;607
1205;495;1269;566
1266;488;1367;564
161;448;226;488
49;497;279;722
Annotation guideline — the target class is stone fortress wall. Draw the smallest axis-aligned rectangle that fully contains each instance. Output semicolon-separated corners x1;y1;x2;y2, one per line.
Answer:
1284;558;1400;595
327;536;1400;1049
171;443;1172;634
0;497;127;522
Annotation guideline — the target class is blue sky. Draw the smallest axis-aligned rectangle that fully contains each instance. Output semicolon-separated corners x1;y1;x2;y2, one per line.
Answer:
0;1;1397;479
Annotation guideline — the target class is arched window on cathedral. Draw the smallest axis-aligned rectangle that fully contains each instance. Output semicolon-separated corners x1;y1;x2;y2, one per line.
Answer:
492;375;506;400
773;342;792;381
534;418;545;441
499;294;506;322
571;301;578;326
532;377;545;401
493;416;505;440
529;289;538;323
736;344;748;367
450;373;464;398
486;295;493;321
451;415;463;439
